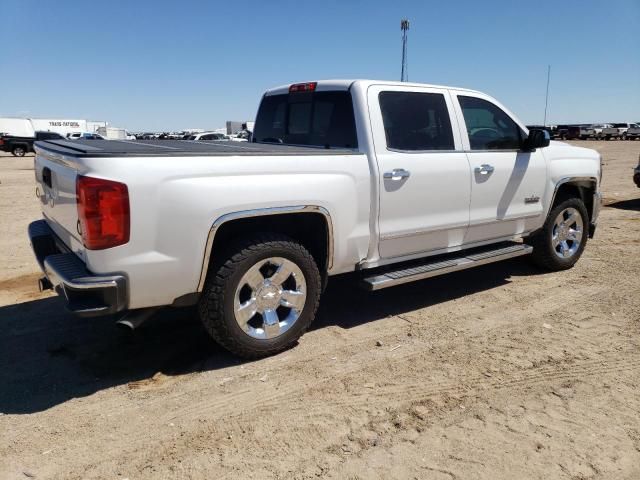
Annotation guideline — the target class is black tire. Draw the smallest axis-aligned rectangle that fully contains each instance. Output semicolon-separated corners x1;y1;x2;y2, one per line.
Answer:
12;146;26;157
198;233;321;359
526;197;589;271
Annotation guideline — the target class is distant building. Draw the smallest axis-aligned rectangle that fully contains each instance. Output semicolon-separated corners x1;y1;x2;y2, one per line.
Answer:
226;120;254;134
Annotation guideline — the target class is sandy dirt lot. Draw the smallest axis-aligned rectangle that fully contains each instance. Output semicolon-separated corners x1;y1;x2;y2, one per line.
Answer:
1;142;639;479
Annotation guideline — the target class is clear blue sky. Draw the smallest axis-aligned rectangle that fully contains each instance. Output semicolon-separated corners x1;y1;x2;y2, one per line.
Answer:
1;0;638;131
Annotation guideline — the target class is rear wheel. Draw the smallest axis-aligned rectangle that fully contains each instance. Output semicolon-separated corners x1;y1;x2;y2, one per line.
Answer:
527;197;589;271
198;233;321;358
12;146;26;157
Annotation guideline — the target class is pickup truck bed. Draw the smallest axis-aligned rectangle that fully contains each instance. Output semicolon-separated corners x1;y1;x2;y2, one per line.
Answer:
35;139;358;157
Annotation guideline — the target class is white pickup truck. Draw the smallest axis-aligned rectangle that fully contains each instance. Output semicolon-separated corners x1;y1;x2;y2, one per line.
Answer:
29;79;602;358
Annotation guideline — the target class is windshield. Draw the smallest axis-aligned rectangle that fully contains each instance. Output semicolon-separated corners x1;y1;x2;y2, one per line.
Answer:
253;90;358;148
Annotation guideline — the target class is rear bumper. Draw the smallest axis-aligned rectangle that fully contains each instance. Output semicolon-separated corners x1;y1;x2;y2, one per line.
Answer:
28;220;127;317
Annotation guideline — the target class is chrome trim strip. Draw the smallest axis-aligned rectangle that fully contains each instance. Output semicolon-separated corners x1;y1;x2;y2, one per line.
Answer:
43;257;124;291
197;205;334;292
364;244;532;291
549;176;598;216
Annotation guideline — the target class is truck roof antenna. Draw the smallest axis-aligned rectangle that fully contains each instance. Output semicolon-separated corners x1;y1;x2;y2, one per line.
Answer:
543;64;551;126
401;19;410;82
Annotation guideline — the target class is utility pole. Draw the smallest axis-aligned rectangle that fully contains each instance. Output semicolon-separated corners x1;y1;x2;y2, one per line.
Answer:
400;19;409;82
543;65;551;126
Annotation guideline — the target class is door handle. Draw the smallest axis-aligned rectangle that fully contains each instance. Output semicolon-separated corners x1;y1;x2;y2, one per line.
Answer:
474;164;494;175
383;168;411;180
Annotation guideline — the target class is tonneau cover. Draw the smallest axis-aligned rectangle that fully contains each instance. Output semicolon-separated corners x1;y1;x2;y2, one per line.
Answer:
34;139;359;157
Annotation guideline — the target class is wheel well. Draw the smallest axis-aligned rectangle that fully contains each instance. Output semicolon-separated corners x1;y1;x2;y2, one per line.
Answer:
553;180;596;220
209;212;330;277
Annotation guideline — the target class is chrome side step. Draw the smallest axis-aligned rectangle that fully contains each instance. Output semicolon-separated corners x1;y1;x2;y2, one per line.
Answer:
362;242;533;291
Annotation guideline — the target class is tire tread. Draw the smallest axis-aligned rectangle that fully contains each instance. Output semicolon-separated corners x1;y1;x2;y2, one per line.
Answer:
199;233;321;359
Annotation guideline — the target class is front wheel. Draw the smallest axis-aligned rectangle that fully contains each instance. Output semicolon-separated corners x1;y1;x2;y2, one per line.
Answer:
527;197;589;271
198;233;321;358
12;146;26;157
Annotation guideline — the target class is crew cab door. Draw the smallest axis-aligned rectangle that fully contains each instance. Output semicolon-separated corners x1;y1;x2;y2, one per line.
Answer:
450;92;547;244
368;85;471;259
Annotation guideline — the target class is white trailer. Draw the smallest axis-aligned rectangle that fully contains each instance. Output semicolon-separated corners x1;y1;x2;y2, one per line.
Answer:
30;119;88;137
0;118;35;137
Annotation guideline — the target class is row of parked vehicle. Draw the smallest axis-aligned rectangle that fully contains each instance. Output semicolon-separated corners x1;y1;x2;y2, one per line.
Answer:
0;129;254;155
527;123;640;141
135;130;251;141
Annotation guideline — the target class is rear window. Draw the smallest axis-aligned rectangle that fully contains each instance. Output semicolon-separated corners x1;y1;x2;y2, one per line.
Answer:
253;91;358;148
379;91;454;151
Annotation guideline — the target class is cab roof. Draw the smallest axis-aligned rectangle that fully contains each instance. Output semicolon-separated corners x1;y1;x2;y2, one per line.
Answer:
264;79;482;96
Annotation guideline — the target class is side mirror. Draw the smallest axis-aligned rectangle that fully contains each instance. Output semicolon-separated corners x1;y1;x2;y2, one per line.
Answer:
523;128;550;151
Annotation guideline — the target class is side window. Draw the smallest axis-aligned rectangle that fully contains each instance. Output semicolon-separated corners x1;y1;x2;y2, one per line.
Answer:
458;96;523;150
379;91;454;151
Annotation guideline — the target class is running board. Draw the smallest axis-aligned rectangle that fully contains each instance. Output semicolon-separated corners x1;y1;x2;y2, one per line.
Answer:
362;242;533;291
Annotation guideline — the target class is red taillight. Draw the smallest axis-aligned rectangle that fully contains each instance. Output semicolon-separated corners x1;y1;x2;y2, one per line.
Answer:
289;82;317;93
76;175;130;250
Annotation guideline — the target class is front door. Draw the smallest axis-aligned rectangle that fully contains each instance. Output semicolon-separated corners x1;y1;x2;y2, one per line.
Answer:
368;85;471;259
451;93;548;244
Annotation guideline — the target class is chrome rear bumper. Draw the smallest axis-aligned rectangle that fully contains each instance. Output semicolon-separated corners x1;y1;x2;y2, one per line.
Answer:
28;220;127;317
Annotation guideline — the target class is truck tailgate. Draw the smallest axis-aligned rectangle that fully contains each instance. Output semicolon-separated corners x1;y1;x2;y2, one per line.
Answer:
34;148;85;258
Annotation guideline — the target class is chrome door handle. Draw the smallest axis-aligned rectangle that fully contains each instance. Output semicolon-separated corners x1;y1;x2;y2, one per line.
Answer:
475;164;495;175
383;168;411;180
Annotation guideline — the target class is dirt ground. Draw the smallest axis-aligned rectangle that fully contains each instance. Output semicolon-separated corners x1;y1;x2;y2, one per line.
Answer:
0;142;639;480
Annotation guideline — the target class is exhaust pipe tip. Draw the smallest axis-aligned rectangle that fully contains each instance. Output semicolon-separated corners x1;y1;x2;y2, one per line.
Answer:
116;307;160;331
38;276;53;292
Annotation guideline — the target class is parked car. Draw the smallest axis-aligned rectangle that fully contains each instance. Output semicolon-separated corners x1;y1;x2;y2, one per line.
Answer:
623;123;640;140
29;79;602;359
634;158;640;188
0;130;63;156
188;132;229;141
136;132;157;140
552;125;581;140
67;132;105;140
579;124;611;140
600;123;636;140
228;130;251;142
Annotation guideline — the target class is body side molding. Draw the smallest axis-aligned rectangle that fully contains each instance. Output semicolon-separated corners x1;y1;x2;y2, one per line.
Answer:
197;205;334;292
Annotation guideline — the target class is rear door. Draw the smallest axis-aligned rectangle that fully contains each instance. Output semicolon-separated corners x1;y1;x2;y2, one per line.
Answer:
451;92;547;244
368;84;471;259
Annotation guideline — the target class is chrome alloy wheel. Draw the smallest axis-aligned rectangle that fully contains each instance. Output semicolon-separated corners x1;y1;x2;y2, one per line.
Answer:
234;257;307;340
552;207;583;259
